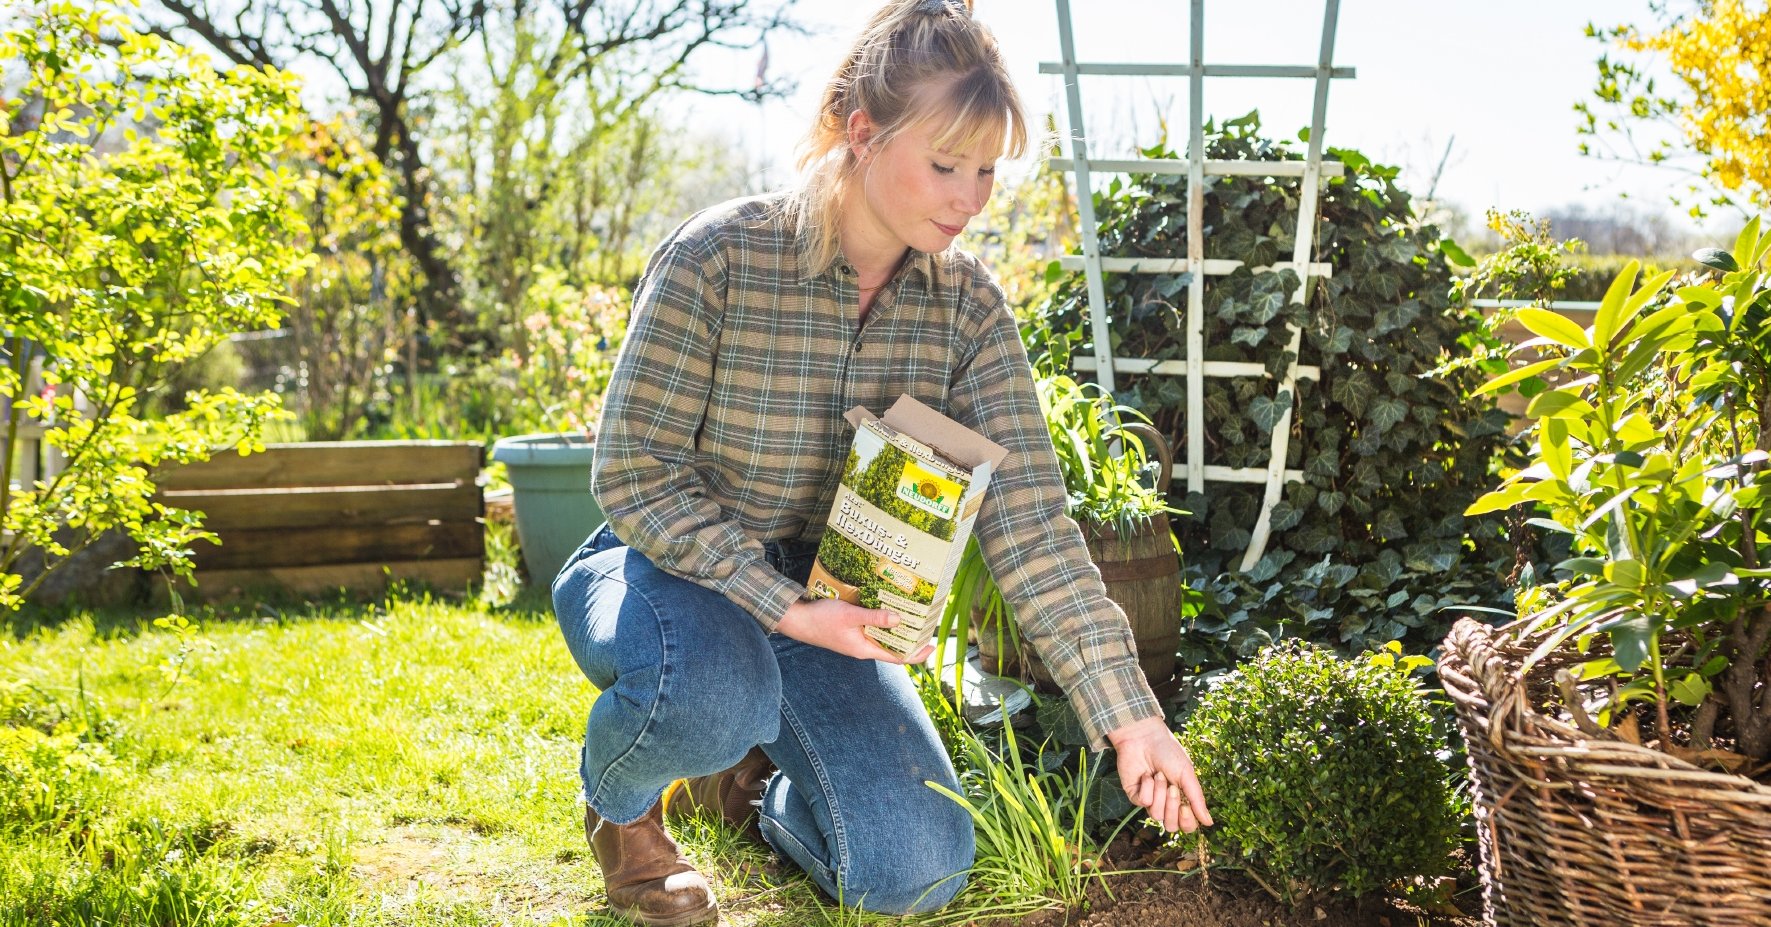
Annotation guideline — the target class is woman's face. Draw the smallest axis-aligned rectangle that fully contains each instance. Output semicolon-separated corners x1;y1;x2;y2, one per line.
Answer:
853;115;1000;255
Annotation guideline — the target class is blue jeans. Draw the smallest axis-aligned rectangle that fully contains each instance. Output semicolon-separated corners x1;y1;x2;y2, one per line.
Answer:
552;523;975;915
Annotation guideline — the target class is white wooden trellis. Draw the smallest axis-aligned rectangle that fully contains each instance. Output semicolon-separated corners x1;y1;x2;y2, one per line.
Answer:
1045;0;1351;570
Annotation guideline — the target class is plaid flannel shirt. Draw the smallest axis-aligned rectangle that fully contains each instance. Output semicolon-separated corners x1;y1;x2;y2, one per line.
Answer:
591;193;1161;749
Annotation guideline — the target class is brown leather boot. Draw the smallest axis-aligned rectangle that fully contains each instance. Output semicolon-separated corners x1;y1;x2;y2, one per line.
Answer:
664;746;774;848
584;801;717;926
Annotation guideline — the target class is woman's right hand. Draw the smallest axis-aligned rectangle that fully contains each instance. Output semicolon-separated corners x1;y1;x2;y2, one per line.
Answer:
776;598;936;664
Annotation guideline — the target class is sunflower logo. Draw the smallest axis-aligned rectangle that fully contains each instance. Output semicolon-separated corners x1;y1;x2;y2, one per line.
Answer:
917;480;940;500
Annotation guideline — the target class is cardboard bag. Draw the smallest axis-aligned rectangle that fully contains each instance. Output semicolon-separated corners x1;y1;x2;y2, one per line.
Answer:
807;396;1009;658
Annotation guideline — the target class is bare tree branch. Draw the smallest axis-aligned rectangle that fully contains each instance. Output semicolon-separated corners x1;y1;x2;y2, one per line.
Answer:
138;0;799;346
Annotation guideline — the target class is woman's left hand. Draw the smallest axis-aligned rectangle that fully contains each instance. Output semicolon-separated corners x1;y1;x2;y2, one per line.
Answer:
1107;716;1212;834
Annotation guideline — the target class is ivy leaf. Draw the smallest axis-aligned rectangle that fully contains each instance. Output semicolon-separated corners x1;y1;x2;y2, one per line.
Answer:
1329;369;1374;418
1377;236;1418;263
1293;522;1337;553
1318;325;1355;355
1244;548;1296;582
1367;271;1401;299
1247;287;1287;323
1211;519;1252;551
1318;490;1347;514
1268;500;1304;532
1368;396;1408;434
1155;272;1194;298
1374;300;1421;336
1231;325;1268;347
1372;507;1408;539
1249;391;1294;434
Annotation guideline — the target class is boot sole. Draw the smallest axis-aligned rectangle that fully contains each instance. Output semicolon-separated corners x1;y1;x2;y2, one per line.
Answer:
609;899;718;927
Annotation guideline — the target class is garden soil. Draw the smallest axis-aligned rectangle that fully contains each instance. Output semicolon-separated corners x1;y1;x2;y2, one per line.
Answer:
976;834;1483;927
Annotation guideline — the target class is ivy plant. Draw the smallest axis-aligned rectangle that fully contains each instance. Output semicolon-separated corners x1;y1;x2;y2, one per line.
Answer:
1035;113;1515;679
0;2;313;608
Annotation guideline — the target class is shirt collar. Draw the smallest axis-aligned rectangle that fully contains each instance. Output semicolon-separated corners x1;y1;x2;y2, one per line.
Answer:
804;244;942;288
789;226;939;288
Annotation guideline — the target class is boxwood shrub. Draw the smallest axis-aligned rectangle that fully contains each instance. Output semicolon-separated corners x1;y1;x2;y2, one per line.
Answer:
1180;641;1458;903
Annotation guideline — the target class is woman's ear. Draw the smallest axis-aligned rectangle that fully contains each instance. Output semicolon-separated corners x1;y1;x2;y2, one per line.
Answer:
846;109;876;159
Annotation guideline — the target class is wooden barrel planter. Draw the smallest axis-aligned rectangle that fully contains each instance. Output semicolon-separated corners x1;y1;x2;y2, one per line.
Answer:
978;423;1182;693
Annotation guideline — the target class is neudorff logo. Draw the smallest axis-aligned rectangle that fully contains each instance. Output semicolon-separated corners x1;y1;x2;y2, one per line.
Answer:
895;462;959;519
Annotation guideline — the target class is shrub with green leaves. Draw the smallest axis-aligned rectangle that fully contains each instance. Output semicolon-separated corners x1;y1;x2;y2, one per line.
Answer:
1180;641;1458;904
0;1;313;608
1035;112;1514;671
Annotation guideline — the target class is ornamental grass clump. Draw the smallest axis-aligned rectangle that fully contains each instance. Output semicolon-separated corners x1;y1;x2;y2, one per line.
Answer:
925;719;1135;915
1181;641;1458;904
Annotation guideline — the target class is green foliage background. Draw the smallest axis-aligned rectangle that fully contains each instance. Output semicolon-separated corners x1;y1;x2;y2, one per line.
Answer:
1036;114;1516;673
0;3;312;608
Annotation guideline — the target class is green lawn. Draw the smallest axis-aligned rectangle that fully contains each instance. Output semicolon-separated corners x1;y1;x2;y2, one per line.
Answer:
0;583;1007;926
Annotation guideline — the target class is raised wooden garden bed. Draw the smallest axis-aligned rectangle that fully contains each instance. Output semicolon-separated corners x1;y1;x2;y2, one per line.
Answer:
154;440;485;600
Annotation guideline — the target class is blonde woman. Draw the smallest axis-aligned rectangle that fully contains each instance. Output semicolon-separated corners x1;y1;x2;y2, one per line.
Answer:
553;1;1211;923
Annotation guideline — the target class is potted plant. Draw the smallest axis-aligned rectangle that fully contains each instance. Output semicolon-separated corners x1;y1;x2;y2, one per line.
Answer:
941;367;1182;695
490;431;600;584
1442;220;1771;926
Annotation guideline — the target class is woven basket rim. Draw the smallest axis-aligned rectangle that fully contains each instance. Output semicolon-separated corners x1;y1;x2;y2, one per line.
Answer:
1441;616;1771;798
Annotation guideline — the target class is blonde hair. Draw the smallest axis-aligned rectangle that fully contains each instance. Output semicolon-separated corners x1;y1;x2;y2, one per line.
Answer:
787;0;1028;273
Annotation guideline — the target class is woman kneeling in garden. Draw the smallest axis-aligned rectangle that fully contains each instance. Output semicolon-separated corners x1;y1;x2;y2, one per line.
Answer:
551;1;1212;922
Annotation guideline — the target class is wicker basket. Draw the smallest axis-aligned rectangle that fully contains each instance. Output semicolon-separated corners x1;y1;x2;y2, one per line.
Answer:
1440;618;1771;926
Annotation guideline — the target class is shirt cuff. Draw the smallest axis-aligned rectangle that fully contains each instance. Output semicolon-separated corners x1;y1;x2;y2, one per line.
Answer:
722;559;807;632
1069;657;1165;752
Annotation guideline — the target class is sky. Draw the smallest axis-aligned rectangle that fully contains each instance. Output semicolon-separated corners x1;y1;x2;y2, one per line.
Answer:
681;0;1700;235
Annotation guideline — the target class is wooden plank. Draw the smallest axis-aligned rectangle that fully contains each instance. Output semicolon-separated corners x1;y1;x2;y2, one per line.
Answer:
193;522;483;571
1055;0;1118;392
1037;62;1356;79
1202;465;1306;485
156;557;484;603
1055;255;1331;278
156;441;483;491
1186;0;1206;495
1073;355;1321;382
1242;0;1342;573
1050;158;1346;178
157;483;480;530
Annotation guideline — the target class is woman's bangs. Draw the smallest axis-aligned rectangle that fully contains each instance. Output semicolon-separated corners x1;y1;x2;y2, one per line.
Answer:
922;70;1025;160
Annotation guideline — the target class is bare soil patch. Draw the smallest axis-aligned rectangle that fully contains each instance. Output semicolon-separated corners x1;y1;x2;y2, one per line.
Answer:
984;832;1481;927
353;823;580;918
